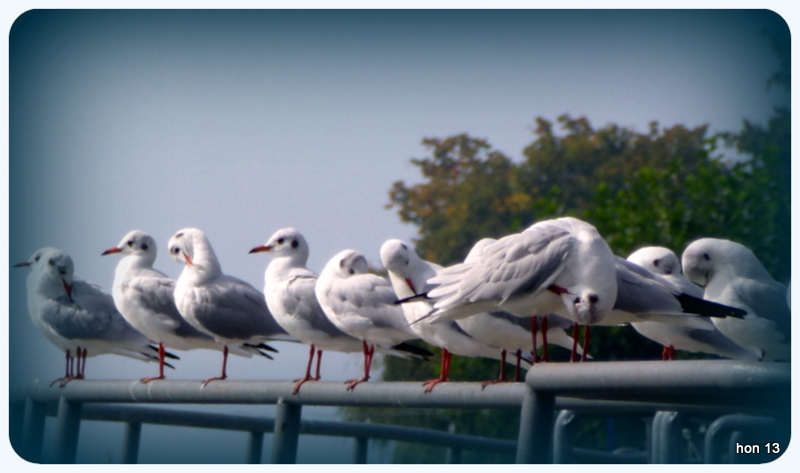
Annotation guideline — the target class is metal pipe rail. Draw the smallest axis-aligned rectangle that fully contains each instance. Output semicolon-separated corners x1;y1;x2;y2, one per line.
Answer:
19;359;789;464
515;360;791;464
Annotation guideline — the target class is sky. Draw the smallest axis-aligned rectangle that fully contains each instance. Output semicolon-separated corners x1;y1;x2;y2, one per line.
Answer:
3;6;794;464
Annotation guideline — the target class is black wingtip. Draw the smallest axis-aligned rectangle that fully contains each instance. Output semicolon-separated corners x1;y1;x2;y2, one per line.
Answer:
164;361;176;370
255;350;275;360
394;293;430;305
677;293;748;318
392;342;434;360
244;342;279;353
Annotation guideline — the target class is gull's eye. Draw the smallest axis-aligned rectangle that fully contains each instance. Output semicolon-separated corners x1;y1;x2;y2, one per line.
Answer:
404;260;409;266
291;239;299;249
277;238;285;244
48;258;55;266
141;243;149;251
34;255;41;262
127;240;134;247
171;247;180;254
348;268;355;275
702;253;710;261
588;294;599;304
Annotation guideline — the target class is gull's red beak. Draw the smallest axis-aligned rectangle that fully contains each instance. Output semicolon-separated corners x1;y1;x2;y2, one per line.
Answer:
183;252;194;266
405;278;416;295
101;247;123;256
13;261;31;268
249;245;272;254
62;278;73;300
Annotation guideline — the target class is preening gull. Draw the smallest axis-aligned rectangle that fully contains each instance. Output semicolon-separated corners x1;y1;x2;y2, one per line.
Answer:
251;228;430;394
425;217;618;327
15;248;164;386
316;249;428;391
682;238;791;361
102;230;232;382
168;228;290;385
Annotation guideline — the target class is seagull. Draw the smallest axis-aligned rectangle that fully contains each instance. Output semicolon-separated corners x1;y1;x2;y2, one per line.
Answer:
168;228;290;385
315;249;427;391
682;238;791;361
381;238;524;392
251;228;431;394
422;217;618;361
625;246;758;360
102;230;238;382
15;247;166;386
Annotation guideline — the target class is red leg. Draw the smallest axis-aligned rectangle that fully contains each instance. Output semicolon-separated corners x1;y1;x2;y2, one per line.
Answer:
346;341;372;391
662;346;669;361
541;315;550;362
292;344;317;394
481;349;509;388
202;345;229;386
668;345;676;361
423;349;451;393
570;323;579;362
51;349;74;387
314;350;323;380
514;349;523;381
581;326;591;362
142;343;167;383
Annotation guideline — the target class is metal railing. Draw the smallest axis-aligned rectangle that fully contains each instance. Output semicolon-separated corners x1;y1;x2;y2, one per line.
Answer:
14;360;790;464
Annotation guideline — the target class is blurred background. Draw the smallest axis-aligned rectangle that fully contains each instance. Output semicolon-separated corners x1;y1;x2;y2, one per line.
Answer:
6;9;791;463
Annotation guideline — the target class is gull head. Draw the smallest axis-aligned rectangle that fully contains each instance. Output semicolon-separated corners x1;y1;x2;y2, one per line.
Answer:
379;239;419;293
566;288;609;325
250;227;309;261
168;228;206;267
334;250;369;279
681;239;719;287
40;249;75;300
102;230;157;264
627;246;680;276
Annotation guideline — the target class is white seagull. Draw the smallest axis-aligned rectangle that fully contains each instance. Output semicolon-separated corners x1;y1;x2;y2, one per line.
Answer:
625;246;758;360
251;228;431;394
682;238;791;361
423;217;618;360
15;247;164;386
102;230;236;382
316;249;424;391
381;238;524;392
168;228;290;385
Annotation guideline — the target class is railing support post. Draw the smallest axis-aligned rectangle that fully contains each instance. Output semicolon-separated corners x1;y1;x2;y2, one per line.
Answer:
20;396;47;463
516;385;555;463
52;396;82;463
352;437;369;464
271;398;302;464
246;431;264;464
121;422;141;464
657;411;684;464
553;410;577;463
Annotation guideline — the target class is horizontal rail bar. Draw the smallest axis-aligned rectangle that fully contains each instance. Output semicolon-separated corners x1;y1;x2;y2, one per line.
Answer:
44;404;517;454
26;380;527;408
524;360;790;408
